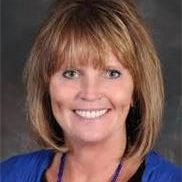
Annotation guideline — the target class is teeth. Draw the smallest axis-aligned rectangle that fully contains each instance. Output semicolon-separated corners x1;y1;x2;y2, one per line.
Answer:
75;109;108;119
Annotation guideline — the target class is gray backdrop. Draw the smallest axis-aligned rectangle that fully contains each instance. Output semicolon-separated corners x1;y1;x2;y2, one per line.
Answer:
1;0;181;165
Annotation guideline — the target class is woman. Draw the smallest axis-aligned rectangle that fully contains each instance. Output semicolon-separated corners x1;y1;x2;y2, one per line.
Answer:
1;0;181;181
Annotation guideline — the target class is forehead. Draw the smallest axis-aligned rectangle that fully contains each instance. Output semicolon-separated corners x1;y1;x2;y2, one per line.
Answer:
51;16;132;75
55;35;128;72
58;50;125;70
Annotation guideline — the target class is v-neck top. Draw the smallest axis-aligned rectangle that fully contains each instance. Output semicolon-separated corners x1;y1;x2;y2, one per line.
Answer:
41;153;145;182
1;150;181;182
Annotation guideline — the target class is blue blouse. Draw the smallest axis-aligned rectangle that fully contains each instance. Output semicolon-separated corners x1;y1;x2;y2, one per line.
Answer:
0;150;181;182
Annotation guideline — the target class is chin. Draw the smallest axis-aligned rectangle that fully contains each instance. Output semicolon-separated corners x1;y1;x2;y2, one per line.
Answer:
67;128;113;145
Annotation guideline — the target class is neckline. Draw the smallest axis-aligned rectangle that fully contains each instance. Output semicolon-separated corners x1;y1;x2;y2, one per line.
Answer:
56;153;123;182
41;149;151;181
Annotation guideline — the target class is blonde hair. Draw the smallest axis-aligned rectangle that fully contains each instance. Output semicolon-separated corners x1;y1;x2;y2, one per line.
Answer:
24;0;164;158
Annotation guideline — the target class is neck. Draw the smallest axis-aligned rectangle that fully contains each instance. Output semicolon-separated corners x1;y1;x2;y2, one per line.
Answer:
63;131;126;182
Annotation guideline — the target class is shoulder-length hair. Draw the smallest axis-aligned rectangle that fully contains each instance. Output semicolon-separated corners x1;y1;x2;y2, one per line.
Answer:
24;0;164;159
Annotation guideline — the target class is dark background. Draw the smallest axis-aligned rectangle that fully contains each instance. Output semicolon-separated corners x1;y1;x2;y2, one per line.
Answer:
1;0;181;165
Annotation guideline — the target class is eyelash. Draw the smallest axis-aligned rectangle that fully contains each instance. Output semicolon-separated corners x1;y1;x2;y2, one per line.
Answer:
62;69;121;79
105;69;121;79
62;70;79;79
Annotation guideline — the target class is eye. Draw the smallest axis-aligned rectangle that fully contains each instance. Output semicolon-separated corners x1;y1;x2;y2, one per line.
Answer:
105;69;121;79
62;69;80;79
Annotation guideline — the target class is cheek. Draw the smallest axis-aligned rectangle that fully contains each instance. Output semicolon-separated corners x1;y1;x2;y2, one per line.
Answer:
49;83;67;114
115;91;132;106
50;93;67;115
49;80;80;122
49;80;75;104
113;90;133;125
109;83;133;108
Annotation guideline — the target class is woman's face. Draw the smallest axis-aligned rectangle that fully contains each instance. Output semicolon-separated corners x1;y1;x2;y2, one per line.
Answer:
49;53;134;144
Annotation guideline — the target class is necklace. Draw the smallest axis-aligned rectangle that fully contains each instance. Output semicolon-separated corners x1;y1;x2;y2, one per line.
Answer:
57;153;122;182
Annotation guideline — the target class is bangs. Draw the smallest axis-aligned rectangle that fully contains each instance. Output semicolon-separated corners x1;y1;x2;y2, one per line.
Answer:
45;1;136;77
56;23;112;71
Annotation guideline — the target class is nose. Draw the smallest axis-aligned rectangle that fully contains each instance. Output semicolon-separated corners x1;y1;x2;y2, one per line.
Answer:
78;76;102;101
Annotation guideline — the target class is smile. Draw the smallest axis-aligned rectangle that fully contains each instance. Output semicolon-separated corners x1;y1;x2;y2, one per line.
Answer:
74;109;109;119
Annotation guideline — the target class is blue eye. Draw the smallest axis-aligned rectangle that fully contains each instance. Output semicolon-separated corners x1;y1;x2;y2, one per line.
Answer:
62;70;79;79
105;69;121;79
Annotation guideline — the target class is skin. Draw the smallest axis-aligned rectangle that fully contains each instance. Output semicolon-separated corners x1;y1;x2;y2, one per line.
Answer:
46;53;142;181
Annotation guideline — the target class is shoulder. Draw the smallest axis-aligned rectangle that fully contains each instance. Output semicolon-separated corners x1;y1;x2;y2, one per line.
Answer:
0;149;54;182
142;151;182;182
